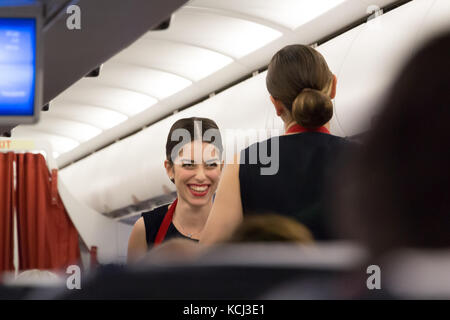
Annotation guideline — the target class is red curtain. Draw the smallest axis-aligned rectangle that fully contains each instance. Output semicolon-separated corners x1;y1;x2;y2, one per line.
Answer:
0;152;15;274
15;153;80;271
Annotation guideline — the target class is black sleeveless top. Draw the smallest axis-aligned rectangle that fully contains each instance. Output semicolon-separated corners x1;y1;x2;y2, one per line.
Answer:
141;204;199;247
239;132;351;240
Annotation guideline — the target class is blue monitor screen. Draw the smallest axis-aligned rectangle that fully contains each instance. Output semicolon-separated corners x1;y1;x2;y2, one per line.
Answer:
0;18;36;116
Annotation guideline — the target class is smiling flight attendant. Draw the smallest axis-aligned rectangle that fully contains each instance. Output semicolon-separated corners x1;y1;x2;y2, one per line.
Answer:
127;117;223;263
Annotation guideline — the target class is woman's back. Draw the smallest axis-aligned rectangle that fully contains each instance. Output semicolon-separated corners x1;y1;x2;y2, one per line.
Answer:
239;132;350;240
201;44;349;245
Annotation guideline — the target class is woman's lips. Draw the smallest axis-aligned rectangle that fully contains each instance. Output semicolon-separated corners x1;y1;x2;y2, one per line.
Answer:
187;184;210;197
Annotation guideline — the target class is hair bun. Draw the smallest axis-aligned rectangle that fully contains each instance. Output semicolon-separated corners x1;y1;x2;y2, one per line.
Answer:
292;88;333;128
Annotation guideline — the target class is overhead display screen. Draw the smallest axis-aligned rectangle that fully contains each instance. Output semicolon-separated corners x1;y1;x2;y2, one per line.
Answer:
0;18;36;116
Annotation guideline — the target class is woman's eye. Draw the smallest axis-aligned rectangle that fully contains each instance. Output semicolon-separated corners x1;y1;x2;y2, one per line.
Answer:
182;162;194;168
206;162;218;168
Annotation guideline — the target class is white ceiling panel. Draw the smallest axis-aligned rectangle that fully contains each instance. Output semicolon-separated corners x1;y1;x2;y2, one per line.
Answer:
113;39;234;81
187;0;347;30
91;62;192;99
24;117;102;142
55;82;157;116
46;102;128;130
145;10;282;59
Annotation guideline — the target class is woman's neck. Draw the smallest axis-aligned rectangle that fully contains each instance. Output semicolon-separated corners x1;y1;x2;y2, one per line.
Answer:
172;196;211;233
284;120;331;134
284;120;297;132
284;121;297;133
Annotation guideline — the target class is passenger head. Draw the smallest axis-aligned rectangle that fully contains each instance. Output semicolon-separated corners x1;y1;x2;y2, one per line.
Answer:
334;32;450;257
14;269;62;286
165;117;223;207
143;238;205;264
227;213;314;244
266;44;336;128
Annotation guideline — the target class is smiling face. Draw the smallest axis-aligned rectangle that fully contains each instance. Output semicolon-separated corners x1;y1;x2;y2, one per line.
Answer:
165;141;222;208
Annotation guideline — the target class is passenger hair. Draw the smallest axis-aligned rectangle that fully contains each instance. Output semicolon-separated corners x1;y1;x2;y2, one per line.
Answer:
266;44;334;128
228;213;314;244
165;117;223;164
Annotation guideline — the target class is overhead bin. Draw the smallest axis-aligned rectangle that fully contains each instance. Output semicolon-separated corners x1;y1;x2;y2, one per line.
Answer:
43;0;188;105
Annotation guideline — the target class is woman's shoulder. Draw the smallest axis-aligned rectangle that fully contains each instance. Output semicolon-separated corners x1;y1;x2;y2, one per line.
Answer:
139;203;172;246
141;203;171;219
281;132;353;148
242;133;349;151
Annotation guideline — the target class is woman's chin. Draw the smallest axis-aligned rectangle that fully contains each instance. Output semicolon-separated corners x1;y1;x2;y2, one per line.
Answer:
184;194;211;207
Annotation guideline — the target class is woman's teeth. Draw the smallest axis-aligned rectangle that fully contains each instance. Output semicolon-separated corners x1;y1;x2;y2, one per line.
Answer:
189;185;208;192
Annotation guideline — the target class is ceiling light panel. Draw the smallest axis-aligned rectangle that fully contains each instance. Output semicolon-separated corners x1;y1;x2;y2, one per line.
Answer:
145;10;282;59
187;0;347;30
56;83;157;116
11;129;80;153
113;39;234;82
46;102;128;130
90;62;192;100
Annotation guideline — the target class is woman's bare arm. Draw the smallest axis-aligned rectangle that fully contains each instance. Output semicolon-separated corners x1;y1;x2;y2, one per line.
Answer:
200;154;244;245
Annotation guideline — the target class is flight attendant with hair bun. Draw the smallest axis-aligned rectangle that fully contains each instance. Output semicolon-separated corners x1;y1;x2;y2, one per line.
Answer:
201;44;351;244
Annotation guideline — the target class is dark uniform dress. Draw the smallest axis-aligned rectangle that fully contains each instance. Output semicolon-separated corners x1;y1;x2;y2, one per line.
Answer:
239;131;351;240
141;204;199;247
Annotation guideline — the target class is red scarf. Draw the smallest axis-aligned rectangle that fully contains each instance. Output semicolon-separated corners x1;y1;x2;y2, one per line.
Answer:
285;123;330;135
154;198;178;246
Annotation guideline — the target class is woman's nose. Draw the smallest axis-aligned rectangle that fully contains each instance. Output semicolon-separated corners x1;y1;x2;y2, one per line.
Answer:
193;166;207;182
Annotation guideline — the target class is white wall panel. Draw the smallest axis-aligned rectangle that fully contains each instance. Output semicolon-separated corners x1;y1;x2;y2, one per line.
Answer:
417;0;450;43
317;25;364;137
335;0;434;136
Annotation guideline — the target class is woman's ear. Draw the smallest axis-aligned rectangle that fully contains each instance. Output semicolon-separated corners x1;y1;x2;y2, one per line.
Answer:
164;160;175;183
330;75;337;99
270;95;285;116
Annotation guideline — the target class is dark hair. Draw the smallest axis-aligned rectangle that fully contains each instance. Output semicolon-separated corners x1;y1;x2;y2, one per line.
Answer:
334;32;450;256
266;44;334;128
165;117;223;164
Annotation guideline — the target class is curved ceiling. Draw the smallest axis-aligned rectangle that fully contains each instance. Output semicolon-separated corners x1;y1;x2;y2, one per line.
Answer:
13;0;398;165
